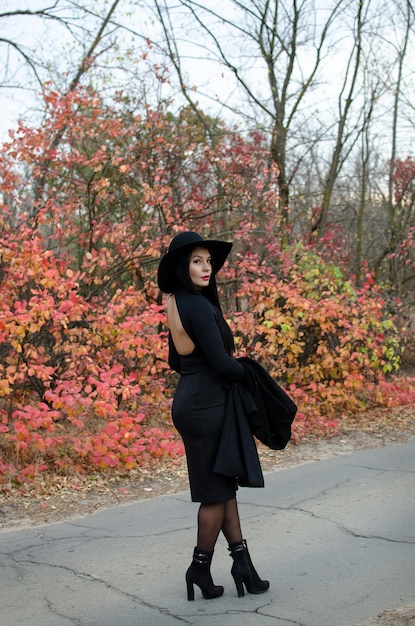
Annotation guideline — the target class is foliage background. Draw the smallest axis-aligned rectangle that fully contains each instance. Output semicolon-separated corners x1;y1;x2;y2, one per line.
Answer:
1;1;415;491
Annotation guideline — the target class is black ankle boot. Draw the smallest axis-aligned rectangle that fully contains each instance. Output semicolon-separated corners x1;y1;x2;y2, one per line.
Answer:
185;548;224;601
228;540;270;597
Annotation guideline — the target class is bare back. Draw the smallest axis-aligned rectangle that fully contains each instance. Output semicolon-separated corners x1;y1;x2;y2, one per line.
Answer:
166;294;195;355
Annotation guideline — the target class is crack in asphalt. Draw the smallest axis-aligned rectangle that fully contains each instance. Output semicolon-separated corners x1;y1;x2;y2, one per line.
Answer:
44;594;84;626
288;505;415;544
3;548;306;624
185;602;307;625
350;463;415;474
3;553;192;624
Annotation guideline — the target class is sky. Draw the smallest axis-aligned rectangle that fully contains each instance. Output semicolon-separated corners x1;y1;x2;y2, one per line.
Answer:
1;1;55;139
1;0;414;157
0;0;244;140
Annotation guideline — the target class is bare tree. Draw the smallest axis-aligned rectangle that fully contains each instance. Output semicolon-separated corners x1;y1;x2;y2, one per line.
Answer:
370;0;414;290
0;1;123;129
0;0;123;220
312;0;367;236
1;2;65;93
148;0;415;255
151;0;347;225
354;83;377;286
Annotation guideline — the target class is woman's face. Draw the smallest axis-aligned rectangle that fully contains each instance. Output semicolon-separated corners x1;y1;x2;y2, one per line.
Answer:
189;246;212;289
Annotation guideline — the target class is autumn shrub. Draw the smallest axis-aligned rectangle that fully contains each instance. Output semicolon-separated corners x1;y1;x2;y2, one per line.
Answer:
230;245;405;442
1;86;414;490
0;211;183;487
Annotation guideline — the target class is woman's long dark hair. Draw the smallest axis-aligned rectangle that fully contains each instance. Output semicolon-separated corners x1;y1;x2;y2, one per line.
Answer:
174;249;235;354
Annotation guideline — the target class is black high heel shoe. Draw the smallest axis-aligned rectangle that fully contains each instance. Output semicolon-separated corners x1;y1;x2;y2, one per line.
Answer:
185;548;224;600
228;539;270;597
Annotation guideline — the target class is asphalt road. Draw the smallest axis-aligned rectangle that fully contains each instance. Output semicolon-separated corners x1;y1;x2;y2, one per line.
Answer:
1;438;414;626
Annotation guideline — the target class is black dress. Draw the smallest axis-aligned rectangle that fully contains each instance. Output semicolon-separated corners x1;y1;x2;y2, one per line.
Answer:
169;290;245;503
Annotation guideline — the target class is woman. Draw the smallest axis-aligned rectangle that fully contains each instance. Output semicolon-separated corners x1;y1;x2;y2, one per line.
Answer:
157;231;269;601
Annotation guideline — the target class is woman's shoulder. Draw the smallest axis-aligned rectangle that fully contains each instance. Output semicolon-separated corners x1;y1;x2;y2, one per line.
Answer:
175;290;215;316
175;289;203;304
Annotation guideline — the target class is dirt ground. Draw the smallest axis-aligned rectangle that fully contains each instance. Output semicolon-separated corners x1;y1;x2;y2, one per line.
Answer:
355;606;415;626
1;407;414;625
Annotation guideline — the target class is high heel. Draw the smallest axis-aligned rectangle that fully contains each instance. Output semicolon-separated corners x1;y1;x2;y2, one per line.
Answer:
185;548;224;601
232;572;244;597
228;539;270;597
186;579;195;601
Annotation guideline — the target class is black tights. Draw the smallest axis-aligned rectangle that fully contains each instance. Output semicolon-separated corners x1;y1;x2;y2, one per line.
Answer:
196;497;243;552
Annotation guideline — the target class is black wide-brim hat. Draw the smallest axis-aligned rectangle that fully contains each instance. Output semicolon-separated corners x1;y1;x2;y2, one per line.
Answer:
157;231;232;293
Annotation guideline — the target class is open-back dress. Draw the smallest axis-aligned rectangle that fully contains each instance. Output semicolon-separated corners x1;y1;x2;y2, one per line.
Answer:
168;289;245;503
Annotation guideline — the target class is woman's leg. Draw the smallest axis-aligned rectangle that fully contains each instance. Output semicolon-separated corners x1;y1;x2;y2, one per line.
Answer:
221;497;243;544
225;499;269;597
189;500;269;600
196;502;225;551
196;497;243;550
186;502;226;600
